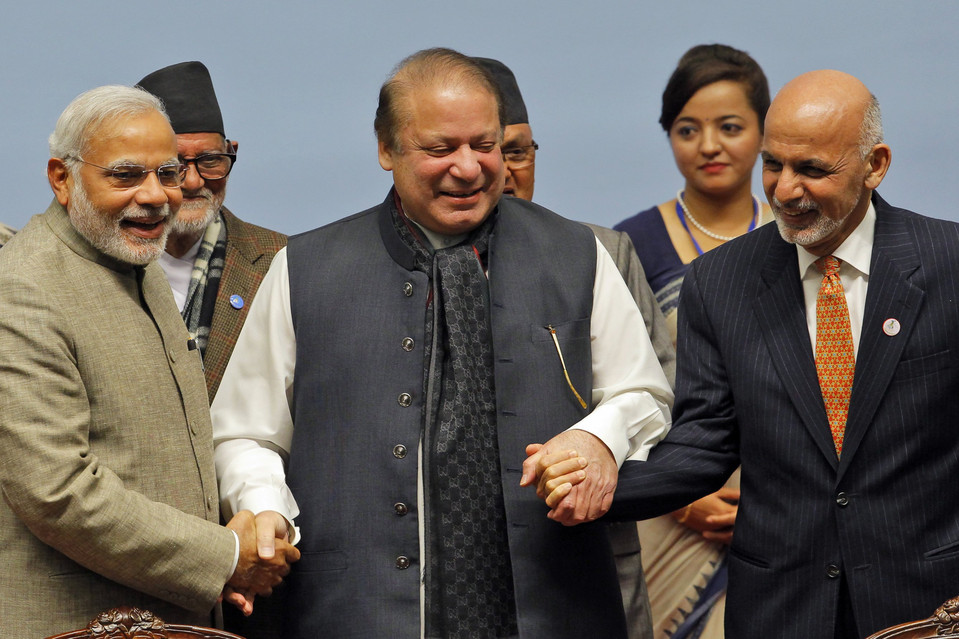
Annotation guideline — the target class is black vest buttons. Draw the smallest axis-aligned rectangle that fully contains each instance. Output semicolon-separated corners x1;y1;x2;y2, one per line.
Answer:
393;444;408;459
395;555;411;570
402;337;414;351
398;393;412;407
394;502;409;516
403;282;414;297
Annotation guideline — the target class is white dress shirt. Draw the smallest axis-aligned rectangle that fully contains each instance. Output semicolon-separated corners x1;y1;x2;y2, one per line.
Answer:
212;236;674;538
157;237;202;312
797;202;876;356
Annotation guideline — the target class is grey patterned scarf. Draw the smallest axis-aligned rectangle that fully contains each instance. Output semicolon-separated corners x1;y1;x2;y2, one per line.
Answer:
390;198;517;639
181;213;227;359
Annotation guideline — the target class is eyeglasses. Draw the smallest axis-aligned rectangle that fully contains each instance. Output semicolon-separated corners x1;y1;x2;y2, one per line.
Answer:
69;157;186;189
502;142;539;168
180;141;237;180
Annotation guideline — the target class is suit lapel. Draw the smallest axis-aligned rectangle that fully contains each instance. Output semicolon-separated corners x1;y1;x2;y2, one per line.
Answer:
753;235;839;468
838;197;923;478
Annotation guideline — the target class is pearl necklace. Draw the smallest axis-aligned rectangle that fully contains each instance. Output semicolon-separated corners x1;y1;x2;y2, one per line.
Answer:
677;189;759;242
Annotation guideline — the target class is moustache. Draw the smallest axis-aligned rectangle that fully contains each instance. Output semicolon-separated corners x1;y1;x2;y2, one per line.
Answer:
121;204;172;222
771;196;817;213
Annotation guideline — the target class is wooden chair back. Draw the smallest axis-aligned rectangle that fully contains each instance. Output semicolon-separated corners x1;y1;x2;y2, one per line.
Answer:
44;606;246;639
866;596;959;639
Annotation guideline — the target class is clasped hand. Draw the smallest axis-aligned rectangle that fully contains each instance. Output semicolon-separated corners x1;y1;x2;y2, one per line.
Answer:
222;510;300;615
520;429;617;526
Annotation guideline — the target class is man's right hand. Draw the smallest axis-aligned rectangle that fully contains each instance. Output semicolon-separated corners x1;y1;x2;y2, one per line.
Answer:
224;510;300;614
673;488;739;545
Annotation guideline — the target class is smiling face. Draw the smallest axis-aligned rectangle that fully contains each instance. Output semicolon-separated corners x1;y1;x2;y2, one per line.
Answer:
173;132;233;238
50;109;182;265
761;70;890;257
669;79;763;199
378;82;504;236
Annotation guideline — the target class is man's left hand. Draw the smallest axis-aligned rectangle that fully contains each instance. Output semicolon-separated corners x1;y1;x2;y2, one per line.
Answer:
521;429;617;526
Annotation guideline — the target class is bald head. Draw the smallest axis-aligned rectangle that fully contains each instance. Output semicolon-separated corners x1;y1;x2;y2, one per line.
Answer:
773;70;871;120
761;70;891;256
768;70;881;159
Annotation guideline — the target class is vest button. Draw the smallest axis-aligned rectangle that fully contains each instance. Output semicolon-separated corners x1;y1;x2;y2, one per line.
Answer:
836;492;849;507
394;502;409;516
393;444;408;459
403;282;414;297
826;564;841;579
397;393;412;407
401;337;414;351
395;555;411;570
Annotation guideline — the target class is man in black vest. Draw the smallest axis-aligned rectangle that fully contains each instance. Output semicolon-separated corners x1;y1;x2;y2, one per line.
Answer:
212;47;673;639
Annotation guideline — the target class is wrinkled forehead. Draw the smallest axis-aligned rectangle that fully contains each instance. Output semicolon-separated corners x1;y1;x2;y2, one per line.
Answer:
82;111;178;162
503;123;533;146
765;102;858;155
175;131;228;155
403;84;501;137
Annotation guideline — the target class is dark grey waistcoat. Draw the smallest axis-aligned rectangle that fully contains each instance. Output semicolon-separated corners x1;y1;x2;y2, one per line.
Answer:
283;194;627;638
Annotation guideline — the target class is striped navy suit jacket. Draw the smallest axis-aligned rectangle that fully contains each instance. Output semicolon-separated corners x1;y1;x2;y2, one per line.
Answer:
611;193;959;638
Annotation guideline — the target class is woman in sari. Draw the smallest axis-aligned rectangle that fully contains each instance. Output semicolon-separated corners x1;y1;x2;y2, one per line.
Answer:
614;43;772;639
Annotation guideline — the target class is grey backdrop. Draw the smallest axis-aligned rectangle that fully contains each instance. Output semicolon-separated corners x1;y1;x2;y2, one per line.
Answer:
2;1;955;234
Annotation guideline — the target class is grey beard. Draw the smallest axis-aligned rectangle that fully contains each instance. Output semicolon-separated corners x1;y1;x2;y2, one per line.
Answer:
68;177;171;265
170;191;223;237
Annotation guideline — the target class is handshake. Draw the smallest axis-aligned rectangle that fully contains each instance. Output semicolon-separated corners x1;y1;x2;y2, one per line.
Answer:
222;510;301;615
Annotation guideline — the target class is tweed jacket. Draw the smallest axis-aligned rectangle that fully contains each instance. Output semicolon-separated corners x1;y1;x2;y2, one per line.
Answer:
203;207;286;401
584;223;676;387
0;221;14;247
0;201;236;639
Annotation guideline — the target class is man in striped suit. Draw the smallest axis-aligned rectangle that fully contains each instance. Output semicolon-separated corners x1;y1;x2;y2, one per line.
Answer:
531;70;959;638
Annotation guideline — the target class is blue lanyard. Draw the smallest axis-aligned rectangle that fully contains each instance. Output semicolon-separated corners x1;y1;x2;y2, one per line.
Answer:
675;195;758;256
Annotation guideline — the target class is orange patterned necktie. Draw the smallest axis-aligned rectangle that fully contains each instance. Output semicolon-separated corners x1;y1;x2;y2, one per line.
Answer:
815;255;856;457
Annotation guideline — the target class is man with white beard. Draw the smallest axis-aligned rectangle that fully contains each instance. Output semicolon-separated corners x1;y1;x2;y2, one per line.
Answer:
0;85;298;639
138;62;287;402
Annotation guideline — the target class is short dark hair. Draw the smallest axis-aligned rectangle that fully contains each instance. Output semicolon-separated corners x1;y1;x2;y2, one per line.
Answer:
374;47;505;151
659;44;770;134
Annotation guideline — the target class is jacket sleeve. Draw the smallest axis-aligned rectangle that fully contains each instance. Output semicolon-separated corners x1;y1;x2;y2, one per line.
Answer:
0;257;236;613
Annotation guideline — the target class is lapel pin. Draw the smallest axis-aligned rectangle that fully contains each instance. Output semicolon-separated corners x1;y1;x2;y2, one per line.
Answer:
229;294;244;310
882;318;900;336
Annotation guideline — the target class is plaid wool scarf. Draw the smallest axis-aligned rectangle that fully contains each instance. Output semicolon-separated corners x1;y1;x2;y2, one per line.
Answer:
181;213;227;359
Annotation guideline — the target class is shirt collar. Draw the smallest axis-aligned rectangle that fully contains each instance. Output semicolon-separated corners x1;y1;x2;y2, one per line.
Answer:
798;200;875;279
411;219;468;250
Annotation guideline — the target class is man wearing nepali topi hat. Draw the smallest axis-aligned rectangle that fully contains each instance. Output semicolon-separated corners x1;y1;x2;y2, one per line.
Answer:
137;61;287;402
473;56;674;639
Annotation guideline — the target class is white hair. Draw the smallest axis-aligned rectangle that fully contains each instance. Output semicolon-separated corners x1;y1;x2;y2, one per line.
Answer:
858;94;884;160
48;85;168;167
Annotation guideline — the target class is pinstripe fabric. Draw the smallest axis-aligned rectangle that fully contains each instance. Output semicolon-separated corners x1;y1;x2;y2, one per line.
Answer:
610;193;959;638
202;207;286;401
